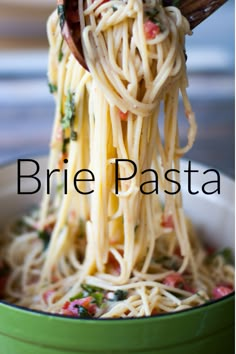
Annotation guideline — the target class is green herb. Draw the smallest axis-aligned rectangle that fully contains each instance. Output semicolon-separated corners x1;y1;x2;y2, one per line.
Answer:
38;230;51;250
69;292;83;301
62;137;70;154
80;284;105;307
57;4;65;29
207;248;233;264
69;288;104;307
70;131;78;141
145;8;159;19
113;290;128;301
48;82;57;94
91;292;104;307
58;39;64;62
81;284;103;295
61;91;75;129
112;5;117;11
76;305;92;318
155;255;180;271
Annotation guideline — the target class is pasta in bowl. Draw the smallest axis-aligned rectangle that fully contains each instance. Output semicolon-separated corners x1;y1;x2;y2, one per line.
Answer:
0;0;234;352
0;157;234;354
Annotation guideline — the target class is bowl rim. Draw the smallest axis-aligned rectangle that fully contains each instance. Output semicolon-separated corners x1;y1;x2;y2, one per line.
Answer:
0;292;234;322
0;155;234;322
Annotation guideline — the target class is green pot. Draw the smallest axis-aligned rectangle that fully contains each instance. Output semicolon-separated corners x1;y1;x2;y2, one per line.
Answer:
0;296;234;354
0;158;234;354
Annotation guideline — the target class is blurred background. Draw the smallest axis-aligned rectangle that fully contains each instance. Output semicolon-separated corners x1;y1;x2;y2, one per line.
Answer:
0;0;234;176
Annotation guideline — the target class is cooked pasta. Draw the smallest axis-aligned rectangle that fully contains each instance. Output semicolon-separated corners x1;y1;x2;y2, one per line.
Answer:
0;0;234;318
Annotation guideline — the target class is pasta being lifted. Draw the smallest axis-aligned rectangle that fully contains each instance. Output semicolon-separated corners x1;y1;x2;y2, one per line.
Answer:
0;0;234;318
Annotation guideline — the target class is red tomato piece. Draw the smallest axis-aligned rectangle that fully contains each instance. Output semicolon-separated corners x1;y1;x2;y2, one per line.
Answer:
92;0;109;7
62;297;96;317
107;251;123;275
161;214;174;229
43;290;55;304
144;20;160;40
212;285;233;299
163;272;185;288
119;110;128;121
183;283;195;294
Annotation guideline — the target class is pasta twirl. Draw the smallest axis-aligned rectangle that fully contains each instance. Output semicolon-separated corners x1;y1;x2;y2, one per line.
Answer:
0;0;234;318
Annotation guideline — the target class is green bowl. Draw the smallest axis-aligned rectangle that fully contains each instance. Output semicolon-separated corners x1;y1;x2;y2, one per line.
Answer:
0;295;234;354
0;157;234;354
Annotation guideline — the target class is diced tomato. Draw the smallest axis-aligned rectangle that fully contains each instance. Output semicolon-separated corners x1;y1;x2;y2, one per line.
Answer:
183;283;195;294
206;245;215;255
118;110;128;121
212;285;233;299
151;308;158;315
163;272;185;288
92;0;109;7
62;301;70;310
62;297;96;317
161;214;174;229
144;20;160;40
106;251;123;276
43;290;55;304
58;152;68;170
174;246;182;257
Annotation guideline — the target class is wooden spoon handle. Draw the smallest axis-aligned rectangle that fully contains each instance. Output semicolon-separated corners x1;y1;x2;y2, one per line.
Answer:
178;0;228;29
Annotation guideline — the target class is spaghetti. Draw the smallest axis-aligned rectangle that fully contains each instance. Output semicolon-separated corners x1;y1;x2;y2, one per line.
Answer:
0;0;234;318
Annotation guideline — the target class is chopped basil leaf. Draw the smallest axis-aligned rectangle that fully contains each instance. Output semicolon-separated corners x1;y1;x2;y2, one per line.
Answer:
113;290;128;301
218;248;233;263
57;4;65;29
61;91;75;129
145;8;159;18
48;82;57;94
71;131;78;141
207;247;233;264
112;6;117;11
75;305;92;318
155;255;180;271
91;292;104;307
38;230;51;250
69;292;83;301
58;39;64;62
62;137;70;153
81;284;103;295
